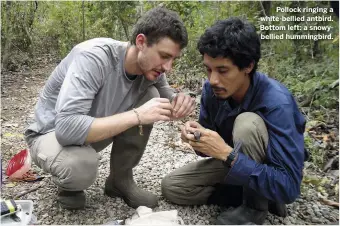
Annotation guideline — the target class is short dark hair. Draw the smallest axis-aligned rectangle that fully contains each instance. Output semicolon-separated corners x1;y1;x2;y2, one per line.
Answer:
197;17;261;76
131;7;188;49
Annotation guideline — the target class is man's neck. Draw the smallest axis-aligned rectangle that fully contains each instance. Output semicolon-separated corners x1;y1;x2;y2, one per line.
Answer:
124;45;142;75
232;76;251;104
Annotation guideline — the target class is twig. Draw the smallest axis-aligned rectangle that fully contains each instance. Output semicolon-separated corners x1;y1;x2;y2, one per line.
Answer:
307;92;316;117
319;193;340;208
320;105;330;122
13;184;43;199
300;107;310;121
323;156;336;172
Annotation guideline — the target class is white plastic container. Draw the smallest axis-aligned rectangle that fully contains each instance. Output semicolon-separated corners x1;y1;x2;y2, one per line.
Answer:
1;200;34;226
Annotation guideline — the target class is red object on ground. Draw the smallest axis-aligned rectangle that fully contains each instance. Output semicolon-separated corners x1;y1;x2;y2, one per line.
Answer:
6;149;31;179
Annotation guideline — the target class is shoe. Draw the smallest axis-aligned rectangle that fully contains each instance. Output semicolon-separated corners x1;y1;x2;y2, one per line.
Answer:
57;190;86;210
104;171;158;208
104;124;158;209
215;187;268;225
269;201;288;217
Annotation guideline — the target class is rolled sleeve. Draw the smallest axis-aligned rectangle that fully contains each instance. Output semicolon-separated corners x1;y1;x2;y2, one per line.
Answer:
225;153;257;185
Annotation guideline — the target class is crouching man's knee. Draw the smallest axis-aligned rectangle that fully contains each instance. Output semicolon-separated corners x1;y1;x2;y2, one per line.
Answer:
161;175;176;201
233;112;268;163
161;174;187;204
50;146;99;191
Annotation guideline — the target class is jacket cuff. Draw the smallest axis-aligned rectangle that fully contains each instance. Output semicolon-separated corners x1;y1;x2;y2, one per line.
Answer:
225;152;257;185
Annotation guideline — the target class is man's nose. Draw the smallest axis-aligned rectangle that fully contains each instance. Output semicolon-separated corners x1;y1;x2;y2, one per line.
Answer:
162;59;173;72
209;71;219;85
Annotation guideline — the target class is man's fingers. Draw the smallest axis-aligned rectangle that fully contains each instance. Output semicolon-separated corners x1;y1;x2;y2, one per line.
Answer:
173;94;184;112
184;132;195;141
182;98;196;117
187;121;201;129
176;96;190;117
159;102;174;110
186;127;209;137
171;95;177;108
159;109;172;116
154;98;171;103
160;115;171;121
188;140;201;149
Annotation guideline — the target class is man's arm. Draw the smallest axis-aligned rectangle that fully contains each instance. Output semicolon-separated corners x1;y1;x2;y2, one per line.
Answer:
55;50;106;146
86;98;173;144
226;105;305;204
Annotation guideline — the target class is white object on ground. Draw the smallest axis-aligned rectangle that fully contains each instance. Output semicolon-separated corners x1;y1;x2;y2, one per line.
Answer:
124;206;184;225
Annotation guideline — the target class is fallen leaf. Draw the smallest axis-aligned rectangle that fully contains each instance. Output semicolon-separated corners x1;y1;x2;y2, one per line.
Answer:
5;182;17;188
323;134;329;142
3;132;24;138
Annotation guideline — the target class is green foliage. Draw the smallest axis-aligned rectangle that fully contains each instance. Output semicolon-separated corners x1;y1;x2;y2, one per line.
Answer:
304;135;325;168
1;1;338;109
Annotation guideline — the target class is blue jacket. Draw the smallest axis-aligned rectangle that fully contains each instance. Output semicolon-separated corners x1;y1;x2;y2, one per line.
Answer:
198;72;306;204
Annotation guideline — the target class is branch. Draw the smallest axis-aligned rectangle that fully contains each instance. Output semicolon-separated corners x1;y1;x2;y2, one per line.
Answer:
259;1;268;17
329;79;339;89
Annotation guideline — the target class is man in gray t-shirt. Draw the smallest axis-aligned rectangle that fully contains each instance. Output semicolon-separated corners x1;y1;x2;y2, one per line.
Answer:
25;7;195;210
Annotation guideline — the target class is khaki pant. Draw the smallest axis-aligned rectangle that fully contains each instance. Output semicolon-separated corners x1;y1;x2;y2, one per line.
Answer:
26;86;159;191
161;112;268;205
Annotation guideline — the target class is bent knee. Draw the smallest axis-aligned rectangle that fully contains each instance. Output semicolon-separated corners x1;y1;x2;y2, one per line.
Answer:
161;174;173;197
161;174;194;205
161;174;182;201
51;146;99;190
233;112;268;146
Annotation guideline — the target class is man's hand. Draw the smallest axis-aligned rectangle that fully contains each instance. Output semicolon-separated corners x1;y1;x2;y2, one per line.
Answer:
136;98;173;124
181;121;233;161
171;93;196;119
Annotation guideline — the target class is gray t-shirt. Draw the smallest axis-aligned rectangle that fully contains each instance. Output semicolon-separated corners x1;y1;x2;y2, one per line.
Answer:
26;38;174;146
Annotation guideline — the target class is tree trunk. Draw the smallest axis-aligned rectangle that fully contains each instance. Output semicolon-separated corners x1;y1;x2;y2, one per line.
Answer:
2;1;12;70
262;1;271;16
259;1;271;36
82;0;85;41
118;16;129;40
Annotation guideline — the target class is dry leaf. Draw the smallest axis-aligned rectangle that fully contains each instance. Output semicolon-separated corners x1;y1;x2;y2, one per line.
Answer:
5;182;17;188
3;132;24;138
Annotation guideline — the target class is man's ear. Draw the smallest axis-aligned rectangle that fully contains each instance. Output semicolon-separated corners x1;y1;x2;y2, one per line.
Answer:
245;62;254;75
136;34;147;51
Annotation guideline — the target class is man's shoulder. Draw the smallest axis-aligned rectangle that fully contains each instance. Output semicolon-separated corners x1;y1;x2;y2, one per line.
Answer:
255;72;296;109
71;38;128;69
73;38;127;58
254;73;305;125
75;38;125;49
